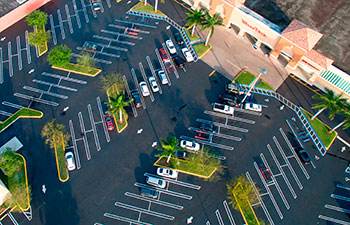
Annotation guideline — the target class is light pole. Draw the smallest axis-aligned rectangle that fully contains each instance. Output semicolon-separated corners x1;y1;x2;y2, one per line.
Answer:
240;67;267;106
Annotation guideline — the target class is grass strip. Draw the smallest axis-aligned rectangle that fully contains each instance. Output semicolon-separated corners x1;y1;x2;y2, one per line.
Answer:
256;80;275;91
130;1;166;16
301;108;337;149
37;25;48;56
234;70;256;85
154;156;216;178
0;108;43;132
194;43;211;59
52;63;101;77
233;183;260;225
106;85;128;133
54;133;69;182
185;28;200;42
14;154;30;210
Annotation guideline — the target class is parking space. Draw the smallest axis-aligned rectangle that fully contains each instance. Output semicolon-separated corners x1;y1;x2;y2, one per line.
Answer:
206;200;238;225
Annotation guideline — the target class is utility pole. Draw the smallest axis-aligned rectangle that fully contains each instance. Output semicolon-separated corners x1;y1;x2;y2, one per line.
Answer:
240;67;267;106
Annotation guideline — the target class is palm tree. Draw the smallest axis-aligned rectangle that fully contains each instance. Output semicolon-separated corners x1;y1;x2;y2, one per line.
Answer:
329;103;350;133
311;88;347;120
106;91;133;123
184;8;205;37
156;135;183;164
99;73;125;93
41;119;70;149
77;52;95;69
200;12;224;46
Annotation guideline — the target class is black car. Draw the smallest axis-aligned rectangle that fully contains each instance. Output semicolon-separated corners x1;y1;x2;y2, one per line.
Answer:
199;123;218;133
140;188;158;198
219;93;239;106
294;146;311;164
173;56;185;69
175;150;187;160
174;33;184;45
130;90;142;108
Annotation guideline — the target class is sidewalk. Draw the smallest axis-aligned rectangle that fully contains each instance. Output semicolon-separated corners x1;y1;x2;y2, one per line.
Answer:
197;26;289;90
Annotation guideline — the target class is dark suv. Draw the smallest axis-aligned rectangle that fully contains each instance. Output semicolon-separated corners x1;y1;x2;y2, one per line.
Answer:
174;33;184;45
199;123;218;133
219;94;239;106
140;188;158;198
130;90;142;108
294;146;311;164
173;56;185;69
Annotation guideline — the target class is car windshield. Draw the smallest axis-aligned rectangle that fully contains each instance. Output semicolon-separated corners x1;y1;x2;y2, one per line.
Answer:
158;180;163;185
216;104;225;110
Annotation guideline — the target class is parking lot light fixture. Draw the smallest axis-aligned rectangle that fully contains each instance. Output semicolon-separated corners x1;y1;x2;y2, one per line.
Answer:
240;67;267;105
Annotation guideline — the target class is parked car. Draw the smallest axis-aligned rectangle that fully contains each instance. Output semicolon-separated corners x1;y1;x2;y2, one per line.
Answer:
294;146;311;164
139;81;150;97
146;176;166;188
130;90;142;108
158;70;168;85
83;41;97;51
181;47;194;62
65;152;76;171
213;103;234;115
165;39;177;54
199;123;218;133
245;103;262;112
148;77;159;92
259;165;273;184
104;114;115;131
140;188;158;199
157;167;178;179
180;140;200;151
174;33;184;45
92;0;101;11
194;130;210;141
173;56;185;69
159;48;169;62
219;94;239;106
175;150;187;160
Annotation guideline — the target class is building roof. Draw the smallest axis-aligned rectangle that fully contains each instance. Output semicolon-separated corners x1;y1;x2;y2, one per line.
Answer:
304;49;334;70
281;19;323;51
320;68;350;95
0;180;11;206
0;0;20;17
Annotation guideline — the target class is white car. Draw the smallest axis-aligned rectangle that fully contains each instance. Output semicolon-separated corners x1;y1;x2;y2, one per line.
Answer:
213;103;234;115
157;167;178;179
165;39;177;54
139;81;150;97
180;140;200;151
181;47;194;62
146;176;166;188
158;70;168;85
65;152;76;171
148;77;159;92
245;103;262;112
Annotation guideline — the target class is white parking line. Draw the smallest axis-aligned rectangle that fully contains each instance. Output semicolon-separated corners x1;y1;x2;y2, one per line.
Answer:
49;15;57;45
223;200;236;225
139;62;154;102
279;128;310;179
0;47;3;84
8;41;13;77
260;153;290;209
14;92;59;106
24;31;31;64
0;110;12;117
180;135;234;151
106;0;111;8
134;182;192;200
162;42;179;79
188;127;241;141
33;79;77;91
57;9;66;40
65;4;74;34
325;204;350;214
76;46;120;58
23;86;68;99
42;72;87;84
16;36;22;71
131;68;146;109
101;29;143;40
144;173;201;190
254;161;283;219
69;120;81;169
331;194;350;202
78;112;91;160
197;118;248;133
108;24;150;34
88;0;97;18
96;96;110;142
146;56;162;94
114;202;175;220
104;213;152;225
88;104;101;151
204;110;255;124
72;0;81;28
267;144;297;199
93;35;135;46
318;215;350;225
336;184;350;191
155;48;171;86
8;212;19;225
2;101;24;109
94;42;128;52
115;19;157;29
215;209;224;225
80;0;89;23
125;192;183;210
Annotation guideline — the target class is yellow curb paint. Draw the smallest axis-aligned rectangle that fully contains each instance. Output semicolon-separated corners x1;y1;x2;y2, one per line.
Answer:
52;64;101;77
54;133;69;183
0;108;43;133
209;70;216;77
197;44;212;60
106;85;128;133
154;156;217;179
15;153;31;211
34;25;48;57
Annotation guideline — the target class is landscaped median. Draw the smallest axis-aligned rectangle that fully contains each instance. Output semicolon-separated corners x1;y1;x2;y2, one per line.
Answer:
35;25;48;56
52;63;101;77
106;85;128;133
130;1;166;16
233;183;260;225
194;43;212;59
154;155;217;178
185;28;200;43
234;69;275;91
54;133;69;182
301;108;337;149
14;154;31;210
0;107;43;133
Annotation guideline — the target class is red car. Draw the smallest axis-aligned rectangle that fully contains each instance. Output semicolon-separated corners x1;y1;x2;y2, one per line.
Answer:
260;167;273;184
159;48;169;62
104;114;115;131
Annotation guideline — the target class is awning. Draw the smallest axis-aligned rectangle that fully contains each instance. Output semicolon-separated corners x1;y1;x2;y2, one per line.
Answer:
320;70;350;95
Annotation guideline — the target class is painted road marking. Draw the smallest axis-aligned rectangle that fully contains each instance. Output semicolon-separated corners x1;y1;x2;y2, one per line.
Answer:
209;70;216;77
101;29;143;40
0;47;3;84
331;194;350;202
267;144;297;199
76;46;120;58
106;0;111;8
78;112;91;160
94;42;128;52
215;209;224;225
8;41;13;77
49;15;57;45
87;104;101;151
72;53;112;64
233;106;262;116
33;79;77;91
96;96;110;143
23;86;68;99
139;62;154;102
246;171;274;225
336;184;350;191
42;72;87;84
204;110;255;124
223;200;236;225
88;0;97;18
125;192;183;210
134;182;192;200
80;0;89;23
318;215;350;225
122;75;138;117
273;135;303;190
72;0;81;28
162;42;179;79
14;93;59;106
108;24;150;34
16;36;22;71
57;9;66;40
188;127;241;141
104;213;152;225
115;19;157;28
65;4;74;34
144;173;201;190
0;110;13;117
69;120;81;169
131;68;146;109
254;161;283;219
93;35;135;46
2;101;24;109
325;204;350;214
8;212;19;225
146;56;162;94
197;118;248;133
25;30;31;64
114;202;175;220
180;135;234;151
155;48;171;86
260;153;290;209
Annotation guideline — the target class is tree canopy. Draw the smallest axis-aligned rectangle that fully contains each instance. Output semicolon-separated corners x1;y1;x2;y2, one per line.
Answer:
77;52;95;68
28;30;51;47
0;148;22;176
99;73;125;93
41;119;70;148
106;91;133;122
26;10;48;27
47;45;72;66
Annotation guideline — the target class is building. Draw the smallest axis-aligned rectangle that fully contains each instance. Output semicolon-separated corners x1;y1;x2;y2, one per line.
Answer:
183;0;350;98
0;0;51;33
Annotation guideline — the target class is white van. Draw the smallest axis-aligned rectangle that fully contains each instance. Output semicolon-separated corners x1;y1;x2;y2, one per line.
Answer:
146;176;166;188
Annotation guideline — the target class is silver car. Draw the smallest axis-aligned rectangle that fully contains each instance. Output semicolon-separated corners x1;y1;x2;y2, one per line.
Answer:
158;70;168;85
139;81;150;97
148;77;159;92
